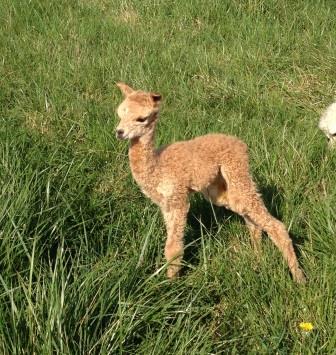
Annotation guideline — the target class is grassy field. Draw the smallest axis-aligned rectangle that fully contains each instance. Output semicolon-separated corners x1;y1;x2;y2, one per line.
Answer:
1;0;336;353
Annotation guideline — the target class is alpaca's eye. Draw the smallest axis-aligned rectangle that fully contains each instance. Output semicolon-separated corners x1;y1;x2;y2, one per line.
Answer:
136;117;147;123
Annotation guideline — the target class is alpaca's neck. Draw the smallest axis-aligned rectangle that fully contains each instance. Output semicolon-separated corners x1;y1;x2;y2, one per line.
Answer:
129;130;157;184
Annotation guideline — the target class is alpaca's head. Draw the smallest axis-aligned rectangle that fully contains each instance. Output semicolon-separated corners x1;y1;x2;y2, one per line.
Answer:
115;83;161;140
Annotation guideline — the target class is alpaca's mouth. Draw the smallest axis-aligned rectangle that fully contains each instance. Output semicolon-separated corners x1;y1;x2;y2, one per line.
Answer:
116;133;128;140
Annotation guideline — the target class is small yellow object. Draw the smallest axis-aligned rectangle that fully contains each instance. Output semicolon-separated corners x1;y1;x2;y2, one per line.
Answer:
299;322;314;331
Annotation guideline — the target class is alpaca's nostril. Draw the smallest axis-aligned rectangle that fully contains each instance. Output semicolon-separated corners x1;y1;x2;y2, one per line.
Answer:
116;129;124;138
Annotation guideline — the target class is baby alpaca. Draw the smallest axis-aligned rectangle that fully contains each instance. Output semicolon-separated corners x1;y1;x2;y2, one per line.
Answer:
319;102;336;147
115;82;306;283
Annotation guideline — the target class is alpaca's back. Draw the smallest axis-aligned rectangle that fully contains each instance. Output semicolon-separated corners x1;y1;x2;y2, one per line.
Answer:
156;134;249;191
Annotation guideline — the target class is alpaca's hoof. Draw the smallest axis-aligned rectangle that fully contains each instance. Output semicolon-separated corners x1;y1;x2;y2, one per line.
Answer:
294;269;306;284
167;265;181;279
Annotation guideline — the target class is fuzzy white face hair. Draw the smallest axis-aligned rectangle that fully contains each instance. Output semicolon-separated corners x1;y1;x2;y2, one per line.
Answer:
319;102;336;147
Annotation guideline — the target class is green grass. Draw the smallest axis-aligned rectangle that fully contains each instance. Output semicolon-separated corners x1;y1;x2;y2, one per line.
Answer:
1;0;336;353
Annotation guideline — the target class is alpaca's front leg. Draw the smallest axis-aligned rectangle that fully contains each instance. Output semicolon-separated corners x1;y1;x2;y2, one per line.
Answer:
162;201;189;279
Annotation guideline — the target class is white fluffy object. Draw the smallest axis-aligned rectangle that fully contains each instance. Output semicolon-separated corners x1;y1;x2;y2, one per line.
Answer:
319;102;336;147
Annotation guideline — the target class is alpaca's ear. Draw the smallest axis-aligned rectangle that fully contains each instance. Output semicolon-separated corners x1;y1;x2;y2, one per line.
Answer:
116;82;135;97
151;93;161;102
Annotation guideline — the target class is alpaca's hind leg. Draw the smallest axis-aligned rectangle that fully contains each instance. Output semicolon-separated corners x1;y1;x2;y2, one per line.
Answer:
233;195;305;283
248;205;305;283
244;216;262;253
221;168;305;283
202;172;262;253
204;172;263;253
162;199;189;279
202;175;262;252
